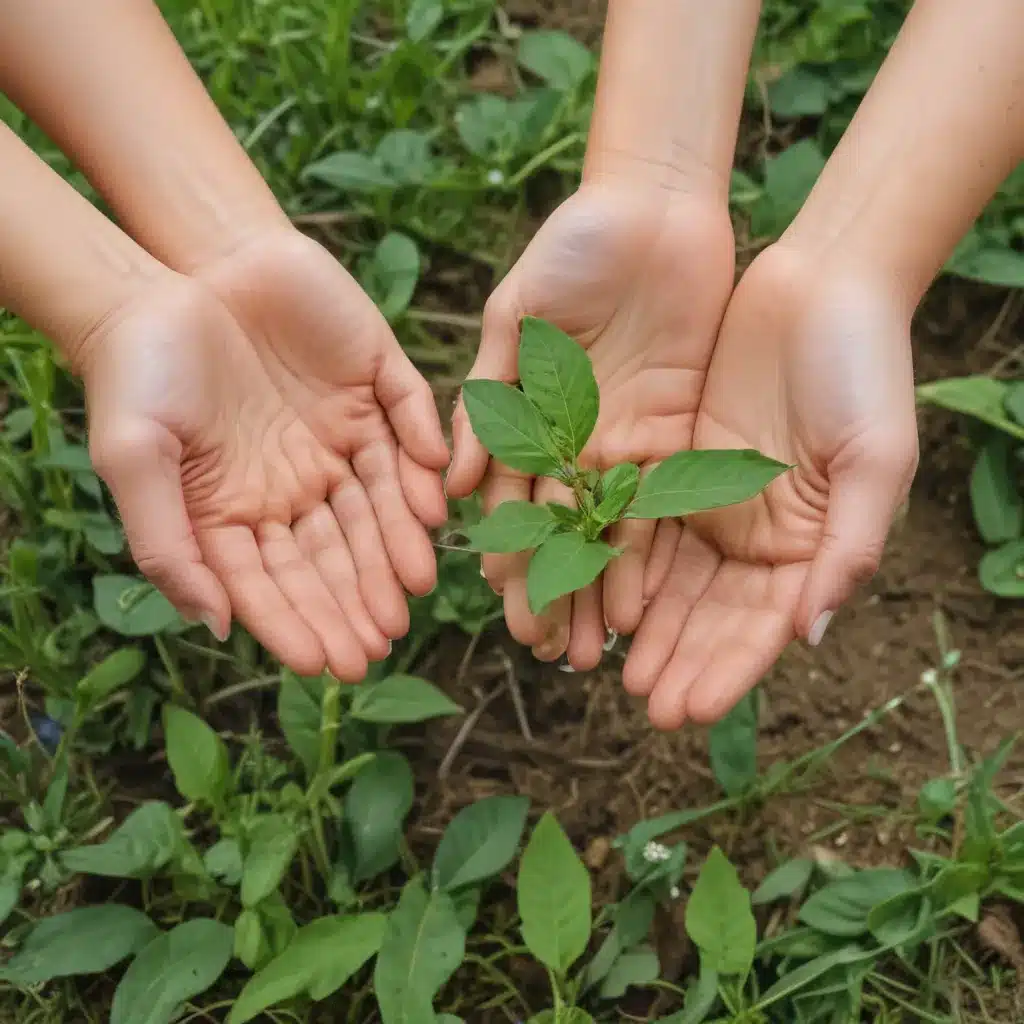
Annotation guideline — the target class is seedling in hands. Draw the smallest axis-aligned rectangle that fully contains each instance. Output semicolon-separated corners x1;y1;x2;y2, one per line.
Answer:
461;317;790;613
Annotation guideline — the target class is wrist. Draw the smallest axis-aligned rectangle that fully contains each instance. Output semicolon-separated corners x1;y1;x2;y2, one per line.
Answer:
582;147;731;206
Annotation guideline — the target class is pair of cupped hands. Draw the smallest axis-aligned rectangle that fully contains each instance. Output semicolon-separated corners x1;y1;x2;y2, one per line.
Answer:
81;181;919;730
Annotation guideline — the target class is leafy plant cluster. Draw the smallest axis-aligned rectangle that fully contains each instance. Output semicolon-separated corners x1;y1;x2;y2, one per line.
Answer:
460;317;788;612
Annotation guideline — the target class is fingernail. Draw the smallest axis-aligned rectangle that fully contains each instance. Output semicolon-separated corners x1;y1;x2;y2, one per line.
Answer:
480;565;487;579
808;611;834;647
557;655;576;674
603;628;618;652
386;640;393;657
202;612;229;643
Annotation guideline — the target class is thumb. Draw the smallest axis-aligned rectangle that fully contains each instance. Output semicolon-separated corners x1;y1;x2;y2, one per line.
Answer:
796;439;917;645
446;287;522;499
90;421;232;639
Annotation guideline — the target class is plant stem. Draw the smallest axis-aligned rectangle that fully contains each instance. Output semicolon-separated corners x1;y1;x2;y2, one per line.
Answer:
318;680;342;775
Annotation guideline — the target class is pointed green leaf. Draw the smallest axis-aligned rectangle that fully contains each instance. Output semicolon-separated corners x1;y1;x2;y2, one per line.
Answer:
163;704;230;805
1005;381;1024;426
798;868;915;937
350;675;462;724
464;501;558;553
461;380;561;474
61;802;181;879
527;533;617;614
242;814;300;908
432;795;530;891
344;751;414;883
76;647;146;708
685;847;756;977
518;317;598;458
597;944;660;999
517;29;595;91
917;375;1024;441
277;672;324;778
406;0;444;41
708;689;758;797
93;574;180;636
752;857;814;906
626;450;789;520
979;538;1024;598
596;463;640;522
970;436;1023;544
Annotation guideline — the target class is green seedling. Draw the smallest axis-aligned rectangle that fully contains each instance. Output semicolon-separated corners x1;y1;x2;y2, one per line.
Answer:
461;317;790;613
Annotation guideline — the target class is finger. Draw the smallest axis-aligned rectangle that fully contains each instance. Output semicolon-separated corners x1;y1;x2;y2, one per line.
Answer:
530;592;571;662
502;560;547;649
446;289;521;498
257;522;368;683
643;518;683;600
352;438;437;597
90;422;231;638
795;439;917;644
479;465;532;594
200;524;325;677
330;471;409;639
622;530;719;698
603;517;657;635
293;504;390;663
566;581;605;671
398;447;447;529
376;344;450;471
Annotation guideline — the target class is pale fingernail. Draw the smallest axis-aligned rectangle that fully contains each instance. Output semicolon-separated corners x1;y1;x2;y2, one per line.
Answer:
808;610;834;647
202;612;229;643
557;655;576;674
603;628;618;652
387;640;393;656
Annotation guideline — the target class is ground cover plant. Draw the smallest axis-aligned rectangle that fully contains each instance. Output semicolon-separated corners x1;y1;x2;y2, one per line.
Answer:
2;1;1024;1022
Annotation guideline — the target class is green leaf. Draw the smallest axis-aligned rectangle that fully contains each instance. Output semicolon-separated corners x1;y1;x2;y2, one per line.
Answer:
278;672;324;778
752;857;814;906
685;847;756;977
93;574;180;636
0;906;158;985
627;449;789;520
708;689;758;797
455;94;511;158
163;704;230;805
461;380;562;475
344;751;415;883
228;913;387;1024
517;30;595;91
1005;381;1024;426
754;946;867;1012
751;139;826;236
432;795;530;891
767;67;830;117
362;232;421;322
204;838;243;885
406;0;443;41
75;647;146;708
527;533;618;614
598;944;660;999
375;130;433;185
970;436;1023;544
979;539;1024;598
867;889;931;950
110;919;233;1024
518;812;591;973
373;877;466;1024
916;375;1024;441
464;501;558;553
350;674;462;724
233;909;267;970
0;875;21;927
947;243;1024;288
918;778;957;823
304;151;394;191
62;802;181;878
528;1011;594;1024
596;463;640;522
670;960;720;1023
242;814;300;908
798;868;914;937
517;317;599;458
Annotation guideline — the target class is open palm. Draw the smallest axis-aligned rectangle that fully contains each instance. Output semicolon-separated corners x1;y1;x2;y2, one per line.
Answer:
623;247;919;729
447;183;735;668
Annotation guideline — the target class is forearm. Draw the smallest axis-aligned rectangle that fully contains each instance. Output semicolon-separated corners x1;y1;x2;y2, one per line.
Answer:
0;0;288;272
784;0;1024;307
584;0;762;200
0;120;166;370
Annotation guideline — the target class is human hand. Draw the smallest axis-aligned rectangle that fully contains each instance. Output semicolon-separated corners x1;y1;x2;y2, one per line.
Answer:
446;183;735;669
623;245;919;729
82;230;448;680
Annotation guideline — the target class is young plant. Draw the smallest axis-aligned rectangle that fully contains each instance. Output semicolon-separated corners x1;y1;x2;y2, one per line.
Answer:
461;318;789;612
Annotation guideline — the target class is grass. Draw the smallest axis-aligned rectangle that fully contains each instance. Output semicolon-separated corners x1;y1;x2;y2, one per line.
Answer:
1;1;1024;1022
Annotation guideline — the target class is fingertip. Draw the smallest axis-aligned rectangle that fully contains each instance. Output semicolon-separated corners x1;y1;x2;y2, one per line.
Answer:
327;646;370;685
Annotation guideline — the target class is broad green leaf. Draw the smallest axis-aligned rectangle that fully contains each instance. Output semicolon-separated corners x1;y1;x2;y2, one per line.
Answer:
363;232;421;322
518;317;599;458
43;748;68;828
979;539;1024;598
518;812;591;973
462;380;561;475
0;905;157;985
376;131;434;186
242;814;300;908
947;243;1024;288
0;875;20;926
163;704;230;805
205;838;243;885
930;862;986;911
754;946;867;1011
62;802;181;878
455;94;511;158
517;30;595;91
432;795;530;891
917;778;957;823
867;889;931;949
406;0;443;41
304;151;393;191
751;139;826;236
350;674;462;724
970;436;1023;544
75;647;146;708
527;533;618;614
708;689;758;797
597;944;660;999
464;501;558;553
798;868;914;937
228;913;387;1023
511;87;561;149
916;375;1024;441
110;919;233;1024
752;857;814;906
597;463;640;522
344;751;415;883
627;450;788;520
1005;381;1024;426
451;885;481;932
685;848;756;977
670;960;720;1023
767;67;829;117
93;574;180;636
277;672;325;778
234;909;266;970
373;878;465;1024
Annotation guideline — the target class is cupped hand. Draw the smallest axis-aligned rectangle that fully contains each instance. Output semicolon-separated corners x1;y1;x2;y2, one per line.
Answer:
446;182;735;669
623;245;920;729
81;230;448;680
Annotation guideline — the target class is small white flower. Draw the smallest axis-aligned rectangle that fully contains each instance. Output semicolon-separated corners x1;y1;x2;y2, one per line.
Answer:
365;94;382;111
642;840;671;864
486;168;505;186
670;885;681;899
920;668;938;685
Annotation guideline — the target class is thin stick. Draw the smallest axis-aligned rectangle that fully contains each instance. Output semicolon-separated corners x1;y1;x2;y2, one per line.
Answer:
438;683;502;780
498;649;533;743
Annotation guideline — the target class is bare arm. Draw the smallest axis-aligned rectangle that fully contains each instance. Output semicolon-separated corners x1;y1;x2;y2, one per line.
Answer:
0;0;289;272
